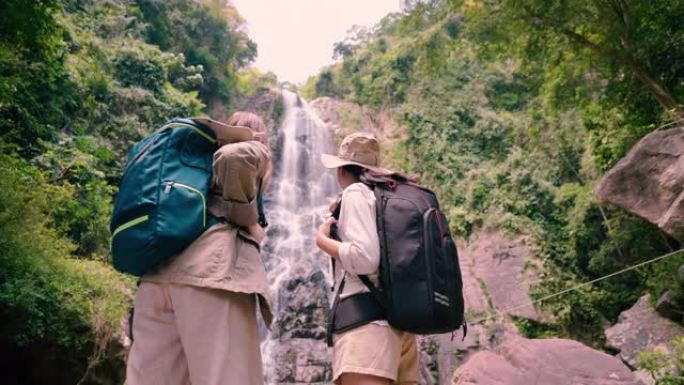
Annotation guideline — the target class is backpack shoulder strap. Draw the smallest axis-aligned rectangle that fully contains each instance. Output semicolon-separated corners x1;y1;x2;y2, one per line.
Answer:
257;177;267;228
333;183;387;307
357;184;387;308
358;274;385;308
326;273;347;347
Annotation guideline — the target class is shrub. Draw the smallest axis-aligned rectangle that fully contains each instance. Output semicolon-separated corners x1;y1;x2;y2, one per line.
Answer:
0;152;133;384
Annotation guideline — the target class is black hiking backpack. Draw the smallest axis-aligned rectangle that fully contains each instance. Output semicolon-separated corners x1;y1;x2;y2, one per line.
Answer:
368;182;465;333
328;180;465;341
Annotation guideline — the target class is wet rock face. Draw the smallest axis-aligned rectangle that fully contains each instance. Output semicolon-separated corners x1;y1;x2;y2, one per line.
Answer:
308;97;403;146
267;338;331;384
465;231;540;321
274;271;330;341
605;294;684;369
452;336;645;385
595;126;684;241
263;271;332;384
216;88;284;130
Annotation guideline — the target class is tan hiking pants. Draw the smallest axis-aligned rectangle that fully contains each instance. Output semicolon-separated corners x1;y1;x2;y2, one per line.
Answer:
126;282;263;385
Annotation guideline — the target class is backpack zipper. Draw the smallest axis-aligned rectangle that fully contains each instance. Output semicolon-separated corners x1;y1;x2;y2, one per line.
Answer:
164;181;207;227
112;215;150;239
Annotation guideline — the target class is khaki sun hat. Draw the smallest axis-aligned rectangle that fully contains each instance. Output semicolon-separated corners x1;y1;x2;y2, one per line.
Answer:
321;132;394;175
191;117;254;143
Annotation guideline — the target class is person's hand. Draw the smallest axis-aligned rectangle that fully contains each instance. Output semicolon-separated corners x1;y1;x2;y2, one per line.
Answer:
316;218;336;242
247;223;265;243
315;217;340;259
328;198;339;214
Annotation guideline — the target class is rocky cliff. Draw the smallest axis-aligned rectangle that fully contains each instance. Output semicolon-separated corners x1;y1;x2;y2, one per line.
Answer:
309;97;404;146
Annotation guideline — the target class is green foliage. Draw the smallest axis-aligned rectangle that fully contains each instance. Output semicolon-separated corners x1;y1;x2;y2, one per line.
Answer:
0;0;75;156
136;0;256;105
114;47;167;92
512;317;563;339
0;0;63;54
639;337;684;385
332;25;373;60
0;0;261;382
315;70;346;99
236;67;279;97
33;136;116;257
465;0;684;168
0;0;248;259
0;151;133;383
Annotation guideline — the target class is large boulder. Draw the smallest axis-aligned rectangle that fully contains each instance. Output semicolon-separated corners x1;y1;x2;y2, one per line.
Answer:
605;294;684;368
452;336;644;385
595;126;684;241
655;289;684;322
466;231;541;321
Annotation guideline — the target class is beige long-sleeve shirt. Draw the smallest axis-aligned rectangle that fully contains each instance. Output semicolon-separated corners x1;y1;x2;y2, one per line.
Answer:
334;182;382;300
144;140;273;327
208;141;271;227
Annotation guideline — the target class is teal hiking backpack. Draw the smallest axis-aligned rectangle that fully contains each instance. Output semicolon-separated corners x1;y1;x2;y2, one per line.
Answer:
110;118;219;276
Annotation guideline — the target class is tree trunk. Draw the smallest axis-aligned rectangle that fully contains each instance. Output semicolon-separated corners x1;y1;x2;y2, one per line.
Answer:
520;15;681;115
625;59;679;112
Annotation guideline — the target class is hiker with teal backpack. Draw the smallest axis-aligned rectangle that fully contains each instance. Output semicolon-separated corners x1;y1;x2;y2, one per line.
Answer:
316;132;465;385
111;112;273;385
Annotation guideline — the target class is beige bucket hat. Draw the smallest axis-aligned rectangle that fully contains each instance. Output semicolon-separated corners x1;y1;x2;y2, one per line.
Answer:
321;132;394;175
191;117;254;143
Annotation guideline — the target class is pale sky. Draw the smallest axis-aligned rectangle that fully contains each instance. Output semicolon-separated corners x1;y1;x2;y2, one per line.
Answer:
231;0;402;84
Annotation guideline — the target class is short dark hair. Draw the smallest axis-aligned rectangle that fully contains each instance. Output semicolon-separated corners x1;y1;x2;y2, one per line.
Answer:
342;164;366;179
342;164;419;186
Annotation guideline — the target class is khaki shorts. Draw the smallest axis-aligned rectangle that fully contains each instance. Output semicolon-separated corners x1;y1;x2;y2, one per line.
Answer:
333;323;419;384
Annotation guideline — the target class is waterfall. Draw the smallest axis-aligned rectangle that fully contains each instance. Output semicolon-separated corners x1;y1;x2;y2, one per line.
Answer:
261;90;338;384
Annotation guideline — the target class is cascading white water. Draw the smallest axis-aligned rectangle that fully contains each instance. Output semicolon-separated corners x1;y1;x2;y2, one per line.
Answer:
260;90;338;384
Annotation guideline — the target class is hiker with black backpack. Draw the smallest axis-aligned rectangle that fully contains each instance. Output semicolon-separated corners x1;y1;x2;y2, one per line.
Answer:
315;132;420;385
316;132;466;385
120;112;273;385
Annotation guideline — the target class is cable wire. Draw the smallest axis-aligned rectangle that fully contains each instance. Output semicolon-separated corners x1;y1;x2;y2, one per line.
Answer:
468;248;684;325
